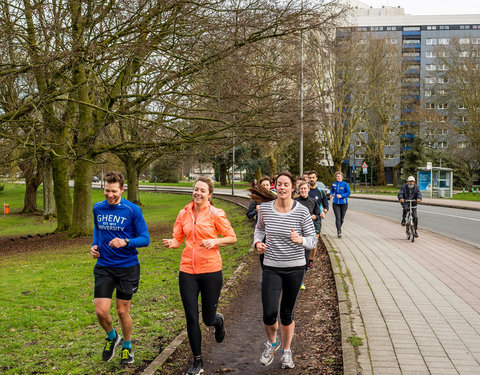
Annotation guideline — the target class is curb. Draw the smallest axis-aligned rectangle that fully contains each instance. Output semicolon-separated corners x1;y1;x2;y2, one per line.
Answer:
141;262;247;375
351;195;480;212
322;234;360;375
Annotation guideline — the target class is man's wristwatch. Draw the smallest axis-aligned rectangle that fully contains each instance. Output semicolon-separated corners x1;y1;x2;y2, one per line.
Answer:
125;238;130;245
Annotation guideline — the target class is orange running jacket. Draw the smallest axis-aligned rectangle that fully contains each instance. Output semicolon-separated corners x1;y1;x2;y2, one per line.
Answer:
173;201;236;274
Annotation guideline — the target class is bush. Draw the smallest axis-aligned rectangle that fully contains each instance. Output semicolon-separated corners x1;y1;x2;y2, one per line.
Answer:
0;184;4;192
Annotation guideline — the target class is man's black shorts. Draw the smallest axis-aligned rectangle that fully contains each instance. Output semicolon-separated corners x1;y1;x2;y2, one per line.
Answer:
93;264;140;301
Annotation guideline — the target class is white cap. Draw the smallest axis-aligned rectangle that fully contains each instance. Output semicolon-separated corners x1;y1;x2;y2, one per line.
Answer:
407;176;415;182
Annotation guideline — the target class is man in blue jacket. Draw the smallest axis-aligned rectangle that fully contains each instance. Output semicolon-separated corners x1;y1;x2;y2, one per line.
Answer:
398;175;422;237
90;171;150;365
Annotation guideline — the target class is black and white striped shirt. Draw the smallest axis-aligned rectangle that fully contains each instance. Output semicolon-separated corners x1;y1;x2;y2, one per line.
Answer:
254;200;317;268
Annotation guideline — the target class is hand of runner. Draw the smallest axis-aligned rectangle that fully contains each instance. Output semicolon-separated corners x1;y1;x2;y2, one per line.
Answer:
109;237;127;248
91;245;100;258
256;242;266;254
290;228;302;244
200;239;217;249
320;212;325;219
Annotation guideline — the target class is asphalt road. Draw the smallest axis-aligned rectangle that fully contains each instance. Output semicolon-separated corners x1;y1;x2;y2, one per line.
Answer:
347;197;480;249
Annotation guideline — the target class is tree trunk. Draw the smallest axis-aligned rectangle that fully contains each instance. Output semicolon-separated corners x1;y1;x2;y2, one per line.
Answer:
255;165;262;181
219;162;228;186
376;155;385;186
69;158;93;237
125;159;140;205
20;161;42;214
42;156;56;219
267;152;277;176
52;150;73;232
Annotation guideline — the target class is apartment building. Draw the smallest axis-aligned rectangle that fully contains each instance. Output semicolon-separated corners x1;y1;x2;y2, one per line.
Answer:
339;1;480;184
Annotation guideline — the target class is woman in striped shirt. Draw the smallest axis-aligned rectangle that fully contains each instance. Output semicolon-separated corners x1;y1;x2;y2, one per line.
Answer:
253;171;317;369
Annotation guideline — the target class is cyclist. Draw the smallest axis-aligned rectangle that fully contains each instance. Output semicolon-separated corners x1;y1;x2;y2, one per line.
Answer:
398;176;422;237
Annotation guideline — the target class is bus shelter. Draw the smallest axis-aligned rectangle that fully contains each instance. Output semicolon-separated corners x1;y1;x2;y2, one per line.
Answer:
417;167;453;198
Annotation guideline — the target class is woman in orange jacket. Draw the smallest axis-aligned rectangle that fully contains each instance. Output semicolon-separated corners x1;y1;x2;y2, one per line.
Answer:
163;176;237;375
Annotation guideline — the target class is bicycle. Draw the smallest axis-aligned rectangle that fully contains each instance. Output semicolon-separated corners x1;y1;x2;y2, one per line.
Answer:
404;199;417;242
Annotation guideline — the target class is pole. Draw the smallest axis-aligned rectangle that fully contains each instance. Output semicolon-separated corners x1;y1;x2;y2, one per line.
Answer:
231;138;235;196
430;167;433;199
353;144;356;192
299;0;304;176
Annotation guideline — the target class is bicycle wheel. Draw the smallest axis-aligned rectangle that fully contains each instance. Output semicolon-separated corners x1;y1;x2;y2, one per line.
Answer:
406;223;411;240
410;220;415;242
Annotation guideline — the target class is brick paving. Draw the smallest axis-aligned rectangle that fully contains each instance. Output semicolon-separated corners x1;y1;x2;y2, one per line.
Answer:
323;208;480;375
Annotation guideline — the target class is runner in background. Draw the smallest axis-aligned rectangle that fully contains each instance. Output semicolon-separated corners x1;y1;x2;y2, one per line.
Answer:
330;171;351;238
91;171;150;365
247;176;275;269
162;177;237;375
294;180;321;290
252;171;317;369
306;170;328;269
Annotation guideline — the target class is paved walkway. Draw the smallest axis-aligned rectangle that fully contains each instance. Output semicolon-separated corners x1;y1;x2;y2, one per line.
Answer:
323;207;480;375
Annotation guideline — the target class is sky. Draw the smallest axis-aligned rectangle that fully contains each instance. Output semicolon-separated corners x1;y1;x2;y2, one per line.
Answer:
361;0;480;15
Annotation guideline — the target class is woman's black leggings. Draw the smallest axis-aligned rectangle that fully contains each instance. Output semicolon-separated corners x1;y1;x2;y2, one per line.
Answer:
333;203;348;232
262;266;305;326
179;271;223;357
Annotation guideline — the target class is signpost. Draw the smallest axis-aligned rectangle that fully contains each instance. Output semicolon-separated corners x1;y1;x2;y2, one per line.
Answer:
361;162;368;193
426;162;432;198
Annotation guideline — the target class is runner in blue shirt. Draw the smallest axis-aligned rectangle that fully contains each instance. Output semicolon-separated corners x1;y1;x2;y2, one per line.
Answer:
330;171;351;238
90;171;150;365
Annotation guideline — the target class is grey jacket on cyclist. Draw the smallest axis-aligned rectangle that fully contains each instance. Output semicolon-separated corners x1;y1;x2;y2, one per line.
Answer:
397;183;422;206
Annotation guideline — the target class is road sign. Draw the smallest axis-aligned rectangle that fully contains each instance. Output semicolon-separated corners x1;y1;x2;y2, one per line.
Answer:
361;161;368;168
362;167;368;174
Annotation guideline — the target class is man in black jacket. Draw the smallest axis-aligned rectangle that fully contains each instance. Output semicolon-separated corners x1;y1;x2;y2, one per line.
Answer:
398;176;422;237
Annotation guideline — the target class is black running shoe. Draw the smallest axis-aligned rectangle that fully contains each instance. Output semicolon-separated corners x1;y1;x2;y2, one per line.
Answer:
120;347;134;365
186;358;204;374
214;313;226;343
401;219;406;226
102;334;121;362
414;231;419;238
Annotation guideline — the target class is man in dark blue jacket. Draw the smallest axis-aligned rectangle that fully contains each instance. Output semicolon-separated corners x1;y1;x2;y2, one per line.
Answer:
398;175;422;237
307;170;328;268
90;171;150;365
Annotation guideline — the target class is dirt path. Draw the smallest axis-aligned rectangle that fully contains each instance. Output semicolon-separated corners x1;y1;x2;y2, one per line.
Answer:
158;239;342;374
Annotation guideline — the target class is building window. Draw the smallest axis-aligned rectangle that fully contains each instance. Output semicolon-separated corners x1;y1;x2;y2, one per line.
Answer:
426;77;436;84
386;39;398;44
424;90;432;97
427;26;437;30
426;51;436;58
403;39;420;44
403;52;420;56
426;64;436;71
425;115;433;122
458;104;466;109
439;141;448;148
426;103;435;109
473;38;480;44
438;64;448;71
440;116;447;122
439;38;450;45
460;25;470;30
438;89;447;95
438;77;448;83
356;141;362;146
459;38;470;44
459;51;469;57
458;116;467;122
404;26;420;31
458;142;468;148
440;129;448;135
426;38;437;45
439;26;450;30
438;103;448;109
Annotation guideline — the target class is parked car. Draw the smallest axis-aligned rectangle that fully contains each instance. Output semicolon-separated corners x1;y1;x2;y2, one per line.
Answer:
317;181;330;198
92;176;100;182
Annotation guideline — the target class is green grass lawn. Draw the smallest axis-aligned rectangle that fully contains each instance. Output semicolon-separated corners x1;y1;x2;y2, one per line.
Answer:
0;190;253;374
451;192;480;201
138;181;251;189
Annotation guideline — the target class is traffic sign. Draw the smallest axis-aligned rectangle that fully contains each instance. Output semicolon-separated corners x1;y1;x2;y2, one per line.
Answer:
362;167;368;174
361;161;368;168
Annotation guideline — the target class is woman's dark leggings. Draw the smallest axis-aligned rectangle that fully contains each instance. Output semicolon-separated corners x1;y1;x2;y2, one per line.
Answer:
262;266;305;326
179;271;223;357
333;203;348;232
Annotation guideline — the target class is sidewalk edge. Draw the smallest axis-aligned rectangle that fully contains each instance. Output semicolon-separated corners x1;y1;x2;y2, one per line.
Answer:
322;234;360;375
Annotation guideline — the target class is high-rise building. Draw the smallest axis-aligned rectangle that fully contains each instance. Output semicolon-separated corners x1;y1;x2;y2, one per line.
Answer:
339;1;480;184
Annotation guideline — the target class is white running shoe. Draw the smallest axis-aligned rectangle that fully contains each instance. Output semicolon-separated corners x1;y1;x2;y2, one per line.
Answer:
260;340;280;366
281;349;295;369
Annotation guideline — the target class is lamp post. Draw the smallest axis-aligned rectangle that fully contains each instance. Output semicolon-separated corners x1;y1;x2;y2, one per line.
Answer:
299;0;304;176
